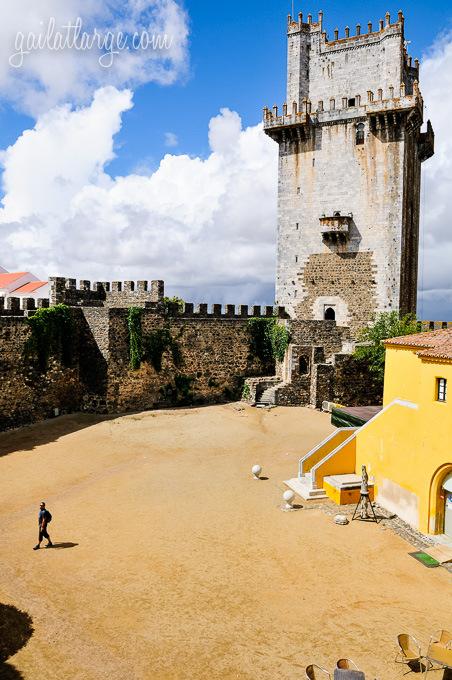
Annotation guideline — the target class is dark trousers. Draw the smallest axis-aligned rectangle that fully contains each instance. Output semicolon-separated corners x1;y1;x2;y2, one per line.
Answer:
39;526;50;542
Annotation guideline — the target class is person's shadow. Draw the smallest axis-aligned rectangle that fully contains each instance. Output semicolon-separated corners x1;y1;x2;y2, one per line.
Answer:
0;603;34;678
49;542;78;549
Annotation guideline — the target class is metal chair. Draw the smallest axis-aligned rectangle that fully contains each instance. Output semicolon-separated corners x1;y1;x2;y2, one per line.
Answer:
336;659;360;670
395;634;426;674
430;630;452;648
306;664;332;679
424;630;452;677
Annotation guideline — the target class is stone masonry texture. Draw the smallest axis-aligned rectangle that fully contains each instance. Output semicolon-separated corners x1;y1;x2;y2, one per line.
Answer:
264;10;434;333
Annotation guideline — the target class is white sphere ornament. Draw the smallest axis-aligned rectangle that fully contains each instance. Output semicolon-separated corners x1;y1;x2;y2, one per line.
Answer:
334;514;349;526
252;464;262;480
283;489;295;510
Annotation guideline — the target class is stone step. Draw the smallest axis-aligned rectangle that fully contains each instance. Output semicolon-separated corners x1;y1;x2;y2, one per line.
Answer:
284;476;328;501
256;381;285;406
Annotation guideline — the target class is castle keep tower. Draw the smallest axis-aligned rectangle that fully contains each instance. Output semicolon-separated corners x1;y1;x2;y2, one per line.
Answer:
264;10;434;333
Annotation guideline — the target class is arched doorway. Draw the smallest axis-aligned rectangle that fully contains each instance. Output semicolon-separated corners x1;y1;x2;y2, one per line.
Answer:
430;465;452;535
443;472;452;537
324;307;336;321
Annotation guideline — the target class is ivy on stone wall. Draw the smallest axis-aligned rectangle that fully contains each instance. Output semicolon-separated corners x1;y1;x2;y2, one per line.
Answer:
248;317;290;364
26;304;74;372
144;328;183;372
241;383;251;400
161;296;185;315
270;323;291;362
128;307;143;370
127;306;183;373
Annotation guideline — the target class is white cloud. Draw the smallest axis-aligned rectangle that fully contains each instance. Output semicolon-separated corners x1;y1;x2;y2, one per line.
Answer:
0;87;133;222
164;131;178;147
419;33;452;317
0;92;278;304
0;0;189;115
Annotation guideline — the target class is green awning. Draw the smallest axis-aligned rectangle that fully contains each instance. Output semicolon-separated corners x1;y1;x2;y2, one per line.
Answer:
331;405;382;428
331;407;366;428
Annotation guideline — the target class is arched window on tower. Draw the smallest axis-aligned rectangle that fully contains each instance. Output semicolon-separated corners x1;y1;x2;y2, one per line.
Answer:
324;307;336;321
356;122;365;145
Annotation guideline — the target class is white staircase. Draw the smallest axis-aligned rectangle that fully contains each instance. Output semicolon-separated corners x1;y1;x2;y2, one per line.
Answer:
285;473;328;500
284;428;357;500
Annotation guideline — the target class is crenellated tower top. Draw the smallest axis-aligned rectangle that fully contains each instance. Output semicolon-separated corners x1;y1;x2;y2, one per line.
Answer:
274;9;420;121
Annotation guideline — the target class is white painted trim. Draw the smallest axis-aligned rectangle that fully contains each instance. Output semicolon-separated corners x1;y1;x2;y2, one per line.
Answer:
308;399;419;489
311;430;357;488
298;428;356;479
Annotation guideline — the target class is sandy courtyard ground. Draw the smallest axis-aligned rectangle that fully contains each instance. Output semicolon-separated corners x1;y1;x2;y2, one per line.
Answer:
0;404;450;680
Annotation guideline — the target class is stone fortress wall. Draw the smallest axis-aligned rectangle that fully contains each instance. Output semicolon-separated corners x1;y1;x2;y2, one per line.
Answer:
0;279;291;431
1;273;446;432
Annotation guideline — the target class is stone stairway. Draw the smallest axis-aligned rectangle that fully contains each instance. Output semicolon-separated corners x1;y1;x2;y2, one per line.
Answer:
284;472;328;500
255;382;285;407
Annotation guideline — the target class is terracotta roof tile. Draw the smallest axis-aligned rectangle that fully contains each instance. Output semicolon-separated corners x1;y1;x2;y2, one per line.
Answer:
0;272;28;287
385;328;452;360
13;281;47;294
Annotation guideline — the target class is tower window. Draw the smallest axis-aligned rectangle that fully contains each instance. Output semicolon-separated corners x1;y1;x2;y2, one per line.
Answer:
348;98;356;107
296;223;299;230
299;356;310;375
437;378;447;402
324;307;336;321
356;123;365;145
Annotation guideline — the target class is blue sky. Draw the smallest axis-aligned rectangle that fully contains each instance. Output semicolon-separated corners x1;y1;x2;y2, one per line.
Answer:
1;1;448;175
0;1;451;318
81;0;452;175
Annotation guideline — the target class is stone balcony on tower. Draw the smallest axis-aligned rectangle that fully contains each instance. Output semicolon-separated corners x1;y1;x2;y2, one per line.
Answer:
320;213;352;244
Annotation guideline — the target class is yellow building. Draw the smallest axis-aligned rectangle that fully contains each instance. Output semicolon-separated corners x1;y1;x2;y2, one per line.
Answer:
288;329;452;537
357;329;452;536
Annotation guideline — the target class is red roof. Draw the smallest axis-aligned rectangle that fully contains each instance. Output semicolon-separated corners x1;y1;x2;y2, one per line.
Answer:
385;328;452;361
13;281;48;294
0;272;28;287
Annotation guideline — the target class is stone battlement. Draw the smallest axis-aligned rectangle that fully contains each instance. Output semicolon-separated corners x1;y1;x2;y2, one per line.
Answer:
49;277;165;307
281;9;421;127
0;296;49;315
0;285;289;320
263;87;422;132
153;302;289;319
419;321;452;331
287;10;407;45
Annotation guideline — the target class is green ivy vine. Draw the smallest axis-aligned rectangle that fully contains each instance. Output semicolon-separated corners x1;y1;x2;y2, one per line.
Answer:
26;304;74;372
270;323;291;362
145;328;183;372
128;306;184;372
128;307;143;370
248;317;290;364
161;296;185;315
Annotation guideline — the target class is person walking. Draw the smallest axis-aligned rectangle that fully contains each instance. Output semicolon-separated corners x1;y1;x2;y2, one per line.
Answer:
33;501;53;550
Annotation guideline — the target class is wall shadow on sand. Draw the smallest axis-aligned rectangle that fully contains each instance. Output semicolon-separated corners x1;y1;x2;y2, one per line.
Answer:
0;413;118;459
0;603;34;678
